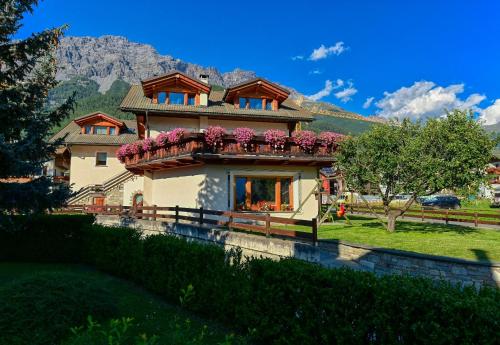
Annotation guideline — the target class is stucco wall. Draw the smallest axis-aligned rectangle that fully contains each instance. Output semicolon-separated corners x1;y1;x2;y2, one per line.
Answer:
122;175;145;206
143;164;319;220
147;115;290;137
69;145;126;190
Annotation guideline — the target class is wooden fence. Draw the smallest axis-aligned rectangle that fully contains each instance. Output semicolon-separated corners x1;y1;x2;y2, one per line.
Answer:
61;204;318;243
348;205;500;227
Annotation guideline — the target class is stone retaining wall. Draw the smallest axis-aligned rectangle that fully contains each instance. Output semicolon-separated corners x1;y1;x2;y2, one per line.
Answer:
95;215;500;288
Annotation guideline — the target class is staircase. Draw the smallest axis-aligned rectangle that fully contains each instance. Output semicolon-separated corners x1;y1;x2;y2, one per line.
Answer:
68;170;135;205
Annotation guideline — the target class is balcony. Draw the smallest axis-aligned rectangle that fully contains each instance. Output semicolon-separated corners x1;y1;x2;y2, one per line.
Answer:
124;133;336;173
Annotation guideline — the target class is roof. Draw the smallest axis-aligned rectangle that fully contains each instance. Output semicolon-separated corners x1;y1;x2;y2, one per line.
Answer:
74;112;126;127
120;85;313;122
141;70;211;97
50;113;138;146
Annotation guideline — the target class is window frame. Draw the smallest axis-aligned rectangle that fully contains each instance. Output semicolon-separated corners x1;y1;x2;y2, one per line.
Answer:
154;91;198;106
95;152;108;167
233;175;293;212
238;97;275;111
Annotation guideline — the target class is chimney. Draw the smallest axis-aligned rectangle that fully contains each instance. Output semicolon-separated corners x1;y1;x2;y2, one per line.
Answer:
199;74;209;84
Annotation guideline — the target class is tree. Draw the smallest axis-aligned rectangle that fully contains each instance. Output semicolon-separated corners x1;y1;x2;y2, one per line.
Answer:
335;110;495;232
0;0;74;214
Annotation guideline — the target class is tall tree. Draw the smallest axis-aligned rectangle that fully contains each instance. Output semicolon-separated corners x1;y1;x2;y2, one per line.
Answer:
0;0;74;214
336;110;495;232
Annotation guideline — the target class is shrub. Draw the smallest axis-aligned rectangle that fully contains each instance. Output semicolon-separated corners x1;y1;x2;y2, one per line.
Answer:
0;272;118;345
292;130;317;152
204;126;226;147
233;127;255;148
167;128;186;144
263;129;287;149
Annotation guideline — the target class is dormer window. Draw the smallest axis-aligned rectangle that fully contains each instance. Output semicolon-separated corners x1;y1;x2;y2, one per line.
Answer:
75;112;126;136
239;97;275;110
154;91;197;106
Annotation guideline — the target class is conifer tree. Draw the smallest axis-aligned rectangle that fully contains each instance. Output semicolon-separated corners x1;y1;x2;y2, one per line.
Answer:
0;0;74;214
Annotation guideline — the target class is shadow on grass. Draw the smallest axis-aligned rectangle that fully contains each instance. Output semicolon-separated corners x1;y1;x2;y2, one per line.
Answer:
350;215;480;235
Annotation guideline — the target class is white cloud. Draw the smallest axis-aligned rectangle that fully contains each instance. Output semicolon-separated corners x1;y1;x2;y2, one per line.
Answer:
374;81;486;120
309;69;322;75
307;80;334;101
291;55;304;61
307;79;357;102
363;97;375;109
309;42;346;61
480;99;500;125
334;81;358;103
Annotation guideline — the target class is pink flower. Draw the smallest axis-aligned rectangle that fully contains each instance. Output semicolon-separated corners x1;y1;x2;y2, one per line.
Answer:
263;129;287;149
130;141;144;155
142;137;156;152
318;131;344;148
124;143;137;156
156;132;169;147
292;130;317;152
116;145;128;163
233;127;255;146
204;126;226;147
167;128;186;144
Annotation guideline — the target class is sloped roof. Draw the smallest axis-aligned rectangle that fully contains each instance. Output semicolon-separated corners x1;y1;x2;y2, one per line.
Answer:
120;85;313;121
50;113;138;146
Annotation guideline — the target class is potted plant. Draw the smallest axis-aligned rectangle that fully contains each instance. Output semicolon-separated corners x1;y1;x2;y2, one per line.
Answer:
263;129;287;152
292;130;317;153
204;126;226;151
233;127;256;152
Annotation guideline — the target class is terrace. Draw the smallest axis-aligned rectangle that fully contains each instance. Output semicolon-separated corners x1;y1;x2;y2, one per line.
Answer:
123;132;337;173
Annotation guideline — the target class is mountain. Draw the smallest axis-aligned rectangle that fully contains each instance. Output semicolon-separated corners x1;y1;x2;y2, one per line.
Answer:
53;35;385;134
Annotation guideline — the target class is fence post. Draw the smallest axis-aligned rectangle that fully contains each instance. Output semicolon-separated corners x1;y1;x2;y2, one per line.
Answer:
312;218;318;245
119;204;123;216
175;205;179;223
265;213;271;237
445;209;449;225
152;204;157;221
199;207;204;225
132;204;137;219
421;207;424;221
228;211;233;231
474;212;478;227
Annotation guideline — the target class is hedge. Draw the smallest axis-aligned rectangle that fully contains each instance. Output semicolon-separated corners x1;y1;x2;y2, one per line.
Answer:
1;215;499;344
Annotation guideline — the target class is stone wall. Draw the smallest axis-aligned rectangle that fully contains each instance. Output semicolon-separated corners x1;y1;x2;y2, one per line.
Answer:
95;215;500;288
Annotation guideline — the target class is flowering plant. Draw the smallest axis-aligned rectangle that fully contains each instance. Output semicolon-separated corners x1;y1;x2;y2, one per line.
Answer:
318;131;344;149
292;130;317;152
204;126;226;147
263;129;287;149
131;141;144;155
233;127;255;148
116;145;128;163
167;128;186;144
156;132;169;147
142;137;156;152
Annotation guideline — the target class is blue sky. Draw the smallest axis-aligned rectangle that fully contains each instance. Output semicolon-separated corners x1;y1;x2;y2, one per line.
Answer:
18;0;500;123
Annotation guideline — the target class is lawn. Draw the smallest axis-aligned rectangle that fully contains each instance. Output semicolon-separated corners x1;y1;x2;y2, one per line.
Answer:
0;263;247;345
280;216;500;262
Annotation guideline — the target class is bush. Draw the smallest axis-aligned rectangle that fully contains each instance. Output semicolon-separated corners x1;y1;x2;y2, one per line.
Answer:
0;272;118;345
0;214;93;262
2;216;499;344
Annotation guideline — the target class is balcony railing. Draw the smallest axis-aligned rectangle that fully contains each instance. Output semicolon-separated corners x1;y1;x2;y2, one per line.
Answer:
123;133;336;172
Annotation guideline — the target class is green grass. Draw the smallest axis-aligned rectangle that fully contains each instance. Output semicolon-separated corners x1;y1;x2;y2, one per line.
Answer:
0;263;247;344
280;216;500;262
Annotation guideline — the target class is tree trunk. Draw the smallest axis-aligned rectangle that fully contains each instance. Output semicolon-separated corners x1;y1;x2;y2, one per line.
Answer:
387;211;399;232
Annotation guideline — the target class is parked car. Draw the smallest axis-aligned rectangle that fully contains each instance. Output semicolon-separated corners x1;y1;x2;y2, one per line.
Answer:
417;195;461;209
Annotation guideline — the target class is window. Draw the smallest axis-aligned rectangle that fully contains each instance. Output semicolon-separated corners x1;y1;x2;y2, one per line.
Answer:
169;92;184;105
95;126;107;135
265;99;273;110
187;94;196;105
84;125;92;134
109;127;116;135
96;152;107;166
234;176;293;212
157;91;167;104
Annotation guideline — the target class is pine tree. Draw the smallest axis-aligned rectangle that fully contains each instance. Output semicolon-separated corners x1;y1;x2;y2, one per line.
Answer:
0;0;74;214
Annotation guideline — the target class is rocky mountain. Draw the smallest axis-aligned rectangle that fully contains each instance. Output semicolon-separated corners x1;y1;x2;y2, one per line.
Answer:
56;36;258;92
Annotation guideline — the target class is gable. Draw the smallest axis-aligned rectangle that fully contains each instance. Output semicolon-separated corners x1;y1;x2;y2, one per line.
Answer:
141;71;211;98
224;78;290;105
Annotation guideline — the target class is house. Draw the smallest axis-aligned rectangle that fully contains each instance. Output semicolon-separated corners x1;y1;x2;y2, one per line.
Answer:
48;112;144;206
116;71;338;219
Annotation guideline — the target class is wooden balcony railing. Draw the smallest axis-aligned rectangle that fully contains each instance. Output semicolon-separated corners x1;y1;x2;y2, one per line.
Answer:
123;133;337;171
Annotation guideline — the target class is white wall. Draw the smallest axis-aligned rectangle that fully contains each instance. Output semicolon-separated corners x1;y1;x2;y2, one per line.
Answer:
122;175;145;206
143;164;319;220
69;145;126;190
